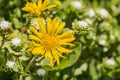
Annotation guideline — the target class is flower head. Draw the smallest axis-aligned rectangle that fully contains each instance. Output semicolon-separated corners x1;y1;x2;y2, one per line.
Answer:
72;1;82;9
28;18;75;66
6;61;15;68
88;9;95;17
0;20;11;30
78;21;88;29
22;0;56;16
106;59;116;66
85;19;93;25
97;9;109;18
11;37;21;46
37;69;46;76
99;39;106;45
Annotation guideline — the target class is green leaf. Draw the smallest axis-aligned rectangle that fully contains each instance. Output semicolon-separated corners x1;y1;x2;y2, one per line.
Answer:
25;75;32;80
36;58;54;70
20;72;29;77
3;41;22;56
0;55;5;66
19;56;29;61
43;65;54;70
89;59;99;80
36;58;50;66
74;63;88;76
13;63;19;72
54;43;82;70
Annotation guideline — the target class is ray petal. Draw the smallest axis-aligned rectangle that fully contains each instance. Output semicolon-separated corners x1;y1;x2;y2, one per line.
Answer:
58;31;73;39
60;37;75;43
51;18;60;33
29;35;41;42
38;0;42;8
32;41;41;47
52;49;60;65
38;18;46;34
57;46;73;53
32;46;45;55
47;18;52;33
29;27;43;38
45;51;54;66
59;42;75;46
46;5;56;9
42;0;50;11
56;22;65;34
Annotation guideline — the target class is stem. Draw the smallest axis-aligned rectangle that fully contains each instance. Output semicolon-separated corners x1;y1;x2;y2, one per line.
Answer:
14;73;18;80
25;55;38;72
25;55;43;72
18;59;23;72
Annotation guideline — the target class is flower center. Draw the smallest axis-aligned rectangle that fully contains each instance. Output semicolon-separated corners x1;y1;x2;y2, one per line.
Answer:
41;34;59;50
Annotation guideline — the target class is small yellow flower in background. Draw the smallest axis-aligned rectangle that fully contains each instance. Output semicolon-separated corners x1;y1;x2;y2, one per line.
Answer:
22;0;56;16
28;18;75;66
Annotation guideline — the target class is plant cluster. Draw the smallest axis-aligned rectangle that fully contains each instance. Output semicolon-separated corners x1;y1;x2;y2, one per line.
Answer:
0;0;120;80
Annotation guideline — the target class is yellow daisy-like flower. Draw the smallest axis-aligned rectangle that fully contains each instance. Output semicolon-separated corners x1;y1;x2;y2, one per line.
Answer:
28;18;75;66
22;0;56;16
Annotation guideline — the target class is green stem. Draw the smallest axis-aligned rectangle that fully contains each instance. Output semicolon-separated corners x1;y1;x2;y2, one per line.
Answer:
25;55;43;72
0;34;5;50
25;55;38;72
18;58;23;72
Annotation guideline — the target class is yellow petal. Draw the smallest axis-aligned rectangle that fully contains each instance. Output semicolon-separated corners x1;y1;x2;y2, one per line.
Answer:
58;31;73;39
29;27;43;38
32;41;41;47
47;18;52;33
45;51;54;66
46;5;56;9
43;0;50;8
35;7;41;16
60;37;75;43
28;47;33;52
57;46;73;53
38;0;42;8
53;20;60;33
29;35;41;42
22;2;37;13
48;18;59;33
52;49;60;65
59;42;75;46
32;47;45;55
56;22;65;34
38;18;46;34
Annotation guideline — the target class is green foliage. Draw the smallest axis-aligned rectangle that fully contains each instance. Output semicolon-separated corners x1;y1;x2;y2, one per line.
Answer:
1;0;120;80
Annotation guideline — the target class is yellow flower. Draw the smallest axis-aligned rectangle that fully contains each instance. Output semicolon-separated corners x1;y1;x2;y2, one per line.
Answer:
22;0;56;16
28;18;75;66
